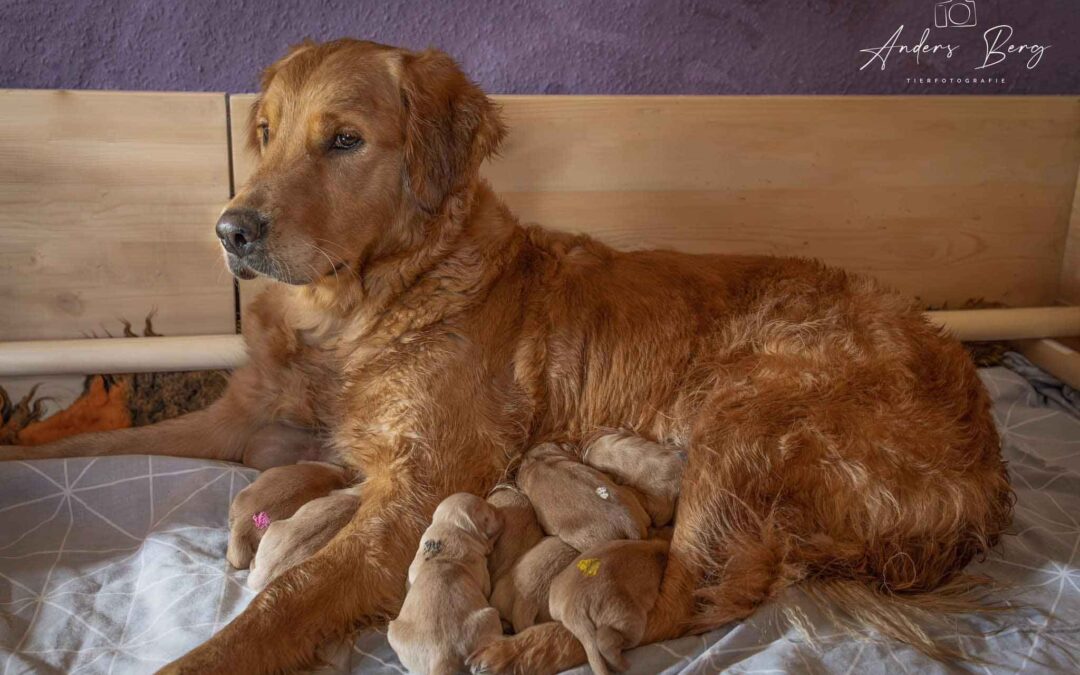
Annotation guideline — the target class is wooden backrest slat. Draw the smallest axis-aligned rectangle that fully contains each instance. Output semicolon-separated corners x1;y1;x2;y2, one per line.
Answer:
0;90;235;341
230;94;1080;311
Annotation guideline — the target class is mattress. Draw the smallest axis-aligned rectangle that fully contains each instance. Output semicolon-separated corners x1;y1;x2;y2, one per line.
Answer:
1;365;1077;674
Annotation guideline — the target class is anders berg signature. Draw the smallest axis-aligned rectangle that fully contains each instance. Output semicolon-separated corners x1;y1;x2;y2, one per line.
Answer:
860;24;1050;71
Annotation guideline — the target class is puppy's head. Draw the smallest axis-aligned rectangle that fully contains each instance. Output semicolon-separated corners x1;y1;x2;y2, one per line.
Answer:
217;39;506;285
432;493;503;542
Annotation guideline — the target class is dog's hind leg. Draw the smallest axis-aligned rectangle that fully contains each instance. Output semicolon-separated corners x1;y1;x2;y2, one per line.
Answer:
644;421;805;641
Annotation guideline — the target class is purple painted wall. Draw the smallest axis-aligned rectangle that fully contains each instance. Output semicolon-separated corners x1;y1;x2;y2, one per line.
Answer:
1;0;1076;94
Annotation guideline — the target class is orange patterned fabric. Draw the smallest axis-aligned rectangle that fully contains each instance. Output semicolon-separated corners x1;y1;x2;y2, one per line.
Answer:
18;376;131;445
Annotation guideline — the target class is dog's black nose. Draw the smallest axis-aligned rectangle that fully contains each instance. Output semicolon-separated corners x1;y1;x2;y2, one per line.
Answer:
215;209;268;257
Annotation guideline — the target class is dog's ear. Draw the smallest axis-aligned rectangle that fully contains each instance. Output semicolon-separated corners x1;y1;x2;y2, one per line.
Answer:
398;49;507;213
259;40;317;90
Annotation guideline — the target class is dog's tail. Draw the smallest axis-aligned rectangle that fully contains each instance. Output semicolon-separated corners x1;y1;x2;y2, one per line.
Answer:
594;625;628;673
798;575;1001;663
693;566;1000;662
583;630;609;673
687;517;1006;662
574;617;628;675
582;638;611;675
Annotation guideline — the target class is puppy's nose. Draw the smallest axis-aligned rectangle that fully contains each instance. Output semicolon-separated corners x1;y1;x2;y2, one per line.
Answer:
215;209;268;257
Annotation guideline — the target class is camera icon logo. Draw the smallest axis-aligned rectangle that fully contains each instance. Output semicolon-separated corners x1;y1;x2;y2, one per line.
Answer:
935;0;978;28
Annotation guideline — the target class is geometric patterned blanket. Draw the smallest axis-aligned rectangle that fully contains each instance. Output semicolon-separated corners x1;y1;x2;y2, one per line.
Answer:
1;366;1077;673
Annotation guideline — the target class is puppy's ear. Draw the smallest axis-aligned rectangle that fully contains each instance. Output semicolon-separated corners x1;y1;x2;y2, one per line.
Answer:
398;49;507;213
468;501;503;541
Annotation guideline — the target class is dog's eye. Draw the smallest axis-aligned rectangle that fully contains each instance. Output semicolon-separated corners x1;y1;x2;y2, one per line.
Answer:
331;132;362;151
258;124;269;146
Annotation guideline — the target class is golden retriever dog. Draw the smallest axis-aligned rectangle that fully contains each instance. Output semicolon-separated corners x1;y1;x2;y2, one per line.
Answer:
0;38;1012;674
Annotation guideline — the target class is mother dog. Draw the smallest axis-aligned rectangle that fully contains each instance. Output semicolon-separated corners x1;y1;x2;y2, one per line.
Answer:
1;39;1012;673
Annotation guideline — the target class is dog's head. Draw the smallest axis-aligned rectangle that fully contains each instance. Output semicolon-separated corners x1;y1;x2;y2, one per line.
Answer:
432;492;503;543
217;39;506;284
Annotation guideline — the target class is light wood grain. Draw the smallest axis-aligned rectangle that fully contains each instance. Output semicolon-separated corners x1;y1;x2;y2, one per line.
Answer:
928;307;1080;341
230;95;1080;312
4;306;1074;377
1015;339;1080;389
0;89;235;341
0;335;247;376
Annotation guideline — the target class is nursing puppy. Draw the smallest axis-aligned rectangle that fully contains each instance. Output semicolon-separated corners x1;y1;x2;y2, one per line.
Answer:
582;432;686;527
248;487;361;590
490;535;580;633
549;539;669;675
486;486;544;585
227;461;352;569
389;493;504;675
517;443;650;552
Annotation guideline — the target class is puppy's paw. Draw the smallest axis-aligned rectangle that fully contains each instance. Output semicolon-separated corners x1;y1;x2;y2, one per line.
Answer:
467;623;584;675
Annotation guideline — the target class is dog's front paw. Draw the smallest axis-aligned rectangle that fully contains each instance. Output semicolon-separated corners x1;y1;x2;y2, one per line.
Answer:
468;623;584;675
0;445;34;462
154;661;184;675
468;636;518;675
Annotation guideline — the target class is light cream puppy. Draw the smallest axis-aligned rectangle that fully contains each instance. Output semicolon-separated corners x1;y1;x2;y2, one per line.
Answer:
517;442;649;552
489;535;580;633
583;432;686;527
388;493;504;675
549;539;670;675
227;461;351;569
247;487;361;590
486;486;544;586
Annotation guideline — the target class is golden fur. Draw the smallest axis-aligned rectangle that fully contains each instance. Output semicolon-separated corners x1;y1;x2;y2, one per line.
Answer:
226;461;351;569
247;487;360;591
0;39;1013;674
389;494;503;675
240;421;330;470
517;442;650;552
490;535;581;634
548;539;670;675
582;432;686;527
486;486;545;587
